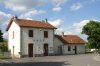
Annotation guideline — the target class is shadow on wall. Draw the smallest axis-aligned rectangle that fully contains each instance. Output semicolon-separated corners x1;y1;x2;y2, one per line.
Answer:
0;62;71;66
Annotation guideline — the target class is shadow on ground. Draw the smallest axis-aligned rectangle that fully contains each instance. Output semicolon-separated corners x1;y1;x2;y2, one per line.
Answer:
0;62;71;66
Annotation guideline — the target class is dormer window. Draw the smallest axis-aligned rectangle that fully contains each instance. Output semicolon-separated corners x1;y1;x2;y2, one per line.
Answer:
29;30;33;37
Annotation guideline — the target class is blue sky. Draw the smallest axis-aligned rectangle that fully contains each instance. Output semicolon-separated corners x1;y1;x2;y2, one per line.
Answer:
0;0;100;40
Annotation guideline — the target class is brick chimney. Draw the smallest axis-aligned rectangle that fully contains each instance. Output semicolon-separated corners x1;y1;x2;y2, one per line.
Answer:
11;16;18;21
13;16;18;21
45;18;48;23
62;32;64;37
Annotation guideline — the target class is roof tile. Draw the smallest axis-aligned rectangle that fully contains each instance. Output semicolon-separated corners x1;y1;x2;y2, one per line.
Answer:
6;17;56;31
55;35;86;44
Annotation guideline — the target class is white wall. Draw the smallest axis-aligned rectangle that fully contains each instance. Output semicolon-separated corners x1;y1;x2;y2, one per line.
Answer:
8;21;21;58
54;36;85;55
63;44;85;55
63;44;75;54
54;37;63;55
77;45;85;54
21;27;54;56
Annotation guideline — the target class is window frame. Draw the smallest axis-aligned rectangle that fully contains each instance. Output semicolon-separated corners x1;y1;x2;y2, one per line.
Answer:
29;30;33;37
68;46;71;51
44;31;48;38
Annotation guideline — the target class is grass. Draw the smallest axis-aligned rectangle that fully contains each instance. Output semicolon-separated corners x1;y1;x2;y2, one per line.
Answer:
0;53;4;59
0;53;11;59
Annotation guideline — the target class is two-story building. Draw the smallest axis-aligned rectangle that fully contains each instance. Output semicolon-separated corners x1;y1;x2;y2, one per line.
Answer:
6;16;56;58
6;16;86;58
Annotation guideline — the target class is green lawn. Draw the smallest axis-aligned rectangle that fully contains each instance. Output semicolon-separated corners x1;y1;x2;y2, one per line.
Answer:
0;53;4;59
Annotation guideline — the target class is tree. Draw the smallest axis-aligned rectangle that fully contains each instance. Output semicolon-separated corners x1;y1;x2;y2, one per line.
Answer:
0;29;8;52
82;20;100;49
0;29;3;42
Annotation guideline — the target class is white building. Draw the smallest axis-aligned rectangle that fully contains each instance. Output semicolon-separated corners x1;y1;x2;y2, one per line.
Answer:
6;16;86;58
54;35;86;55
6;16;56;58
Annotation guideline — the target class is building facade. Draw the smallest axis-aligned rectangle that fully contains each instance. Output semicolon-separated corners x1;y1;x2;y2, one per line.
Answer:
6;16;86;58
6;16;56;58
54;35;86;55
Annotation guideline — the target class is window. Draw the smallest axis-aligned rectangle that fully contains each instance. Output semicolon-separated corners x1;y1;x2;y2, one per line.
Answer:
68;46;71;51
12;31;14;39
44;31;48;38
29;30;33;37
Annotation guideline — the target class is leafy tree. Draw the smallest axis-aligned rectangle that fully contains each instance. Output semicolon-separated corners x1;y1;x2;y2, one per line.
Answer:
0;29;8;52
82;20;100;49
0;29;3;42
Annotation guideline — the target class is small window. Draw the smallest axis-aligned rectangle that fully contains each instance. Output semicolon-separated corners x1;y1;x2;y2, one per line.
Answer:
44;31;48;38
68;46;71;51
29;30;33;37
12;31;14;39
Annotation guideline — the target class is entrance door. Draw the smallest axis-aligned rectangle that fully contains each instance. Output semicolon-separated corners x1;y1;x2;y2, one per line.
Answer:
58;46;62;55
44;44;48;56
75;46;77;54
28;44;33;57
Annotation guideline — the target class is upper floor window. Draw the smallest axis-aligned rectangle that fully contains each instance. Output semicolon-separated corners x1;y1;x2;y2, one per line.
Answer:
29;30;33;37
44;31;48;38
12;31;14;39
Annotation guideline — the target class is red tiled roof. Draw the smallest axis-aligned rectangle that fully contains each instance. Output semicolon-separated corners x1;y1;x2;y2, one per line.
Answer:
55;35;86;44
6;17;56;31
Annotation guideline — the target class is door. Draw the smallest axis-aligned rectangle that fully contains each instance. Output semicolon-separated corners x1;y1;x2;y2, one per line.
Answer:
28;44;33;57
44;44;48;56
58;46;62;55
75;46;77;54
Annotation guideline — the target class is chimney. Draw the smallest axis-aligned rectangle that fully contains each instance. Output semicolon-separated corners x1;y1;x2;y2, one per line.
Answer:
45;18;48;23
62;32;64;37
12;16;18;21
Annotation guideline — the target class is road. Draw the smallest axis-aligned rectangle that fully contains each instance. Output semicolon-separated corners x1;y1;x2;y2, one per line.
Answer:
0;54;100;66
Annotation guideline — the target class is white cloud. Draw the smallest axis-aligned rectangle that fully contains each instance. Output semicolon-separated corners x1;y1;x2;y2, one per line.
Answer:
3;32;8;39
2;0;46;12
49;19;63;27
52;0;68;12
0;11;12;26
70;3;82;11
26;18;33;20
20;10;46;18
71;20;90;32
55;27;73;35
53;7;61;12
55;20;90;40
66;20;90;40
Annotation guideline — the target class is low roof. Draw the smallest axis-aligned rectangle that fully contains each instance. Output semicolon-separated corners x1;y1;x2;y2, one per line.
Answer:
6;17;56;31
55;35;86;44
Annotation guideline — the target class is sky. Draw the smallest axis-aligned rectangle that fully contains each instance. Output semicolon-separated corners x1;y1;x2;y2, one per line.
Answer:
0;0;100;40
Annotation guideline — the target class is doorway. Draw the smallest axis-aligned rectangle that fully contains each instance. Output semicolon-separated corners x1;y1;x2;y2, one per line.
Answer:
28;43;33;57
75;45;77;54
58;46;62;55
44;44;48;56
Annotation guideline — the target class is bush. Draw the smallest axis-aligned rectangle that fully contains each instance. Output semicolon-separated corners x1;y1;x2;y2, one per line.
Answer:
0;45;8;52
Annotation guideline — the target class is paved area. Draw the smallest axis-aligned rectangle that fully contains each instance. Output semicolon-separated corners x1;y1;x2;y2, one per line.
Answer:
0;54;100;66
93;54;100;61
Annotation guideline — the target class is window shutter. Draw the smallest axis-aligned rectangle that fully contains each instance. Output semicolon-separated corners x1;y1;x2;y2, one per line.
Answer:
29;30;33;37
44;31;48;38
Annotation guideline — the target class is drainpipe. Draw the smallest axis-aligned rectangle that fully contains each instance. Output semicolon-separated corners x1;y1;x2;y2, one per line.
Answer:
13;46;14;58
